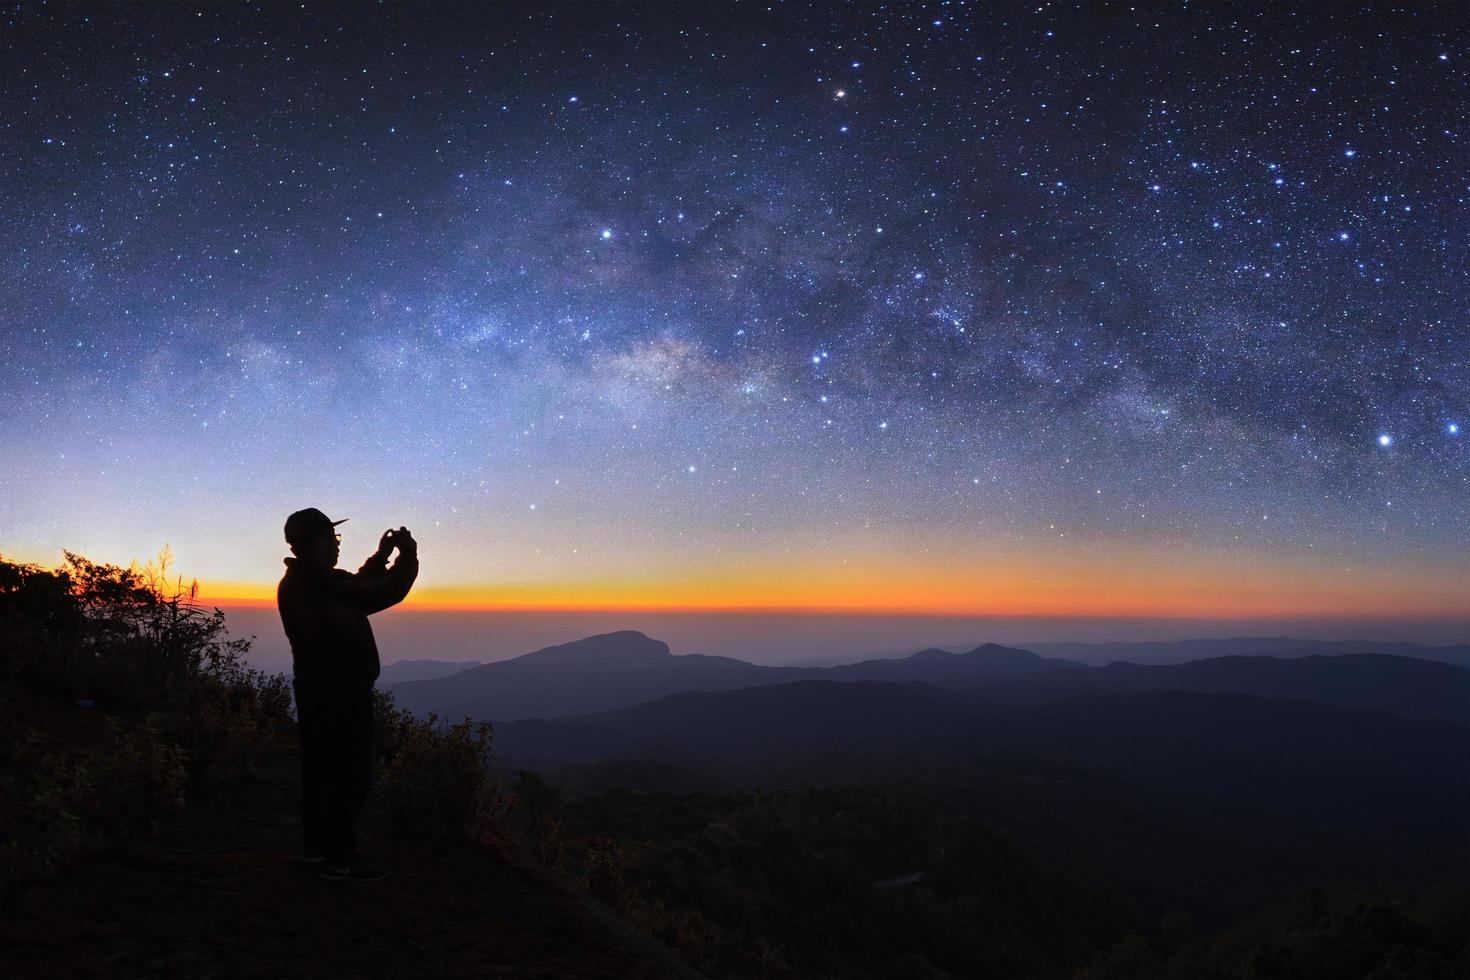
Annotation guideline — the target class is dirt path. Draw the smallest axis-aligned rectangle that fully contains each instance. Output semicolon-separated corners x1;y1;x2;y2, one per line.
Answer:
2;743;698;979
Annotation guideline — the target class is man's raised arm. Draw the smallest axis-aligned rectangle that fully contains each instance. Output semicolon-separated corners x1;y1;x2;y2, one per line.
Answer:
336;527;419;614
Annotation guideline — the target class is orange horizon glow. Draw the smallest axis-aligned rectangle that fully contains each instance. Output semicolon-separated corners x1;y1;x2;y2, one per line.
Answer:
205;595;1470;625
193;562;1469;621
10;544;1464;622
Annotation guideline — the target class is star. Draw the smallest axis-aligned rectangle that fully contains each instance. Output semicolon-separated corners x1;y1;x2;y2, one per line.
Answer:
1;2;1462;629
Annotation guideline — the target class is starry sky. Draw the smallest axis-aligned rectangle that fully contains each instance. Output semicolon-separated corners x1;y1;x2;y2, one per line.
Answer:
2;3;1467;632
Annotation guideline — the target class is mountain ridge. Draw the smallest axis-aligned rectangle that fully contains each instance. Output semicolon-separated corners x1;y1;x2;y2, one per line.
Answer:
1023;636;1470;668
387;630;1468;725
387;630;1080;721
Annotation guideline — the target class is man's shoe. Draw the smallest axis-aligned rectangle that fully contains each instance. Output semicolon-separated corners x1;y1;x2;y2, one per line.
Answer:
319;857;388;882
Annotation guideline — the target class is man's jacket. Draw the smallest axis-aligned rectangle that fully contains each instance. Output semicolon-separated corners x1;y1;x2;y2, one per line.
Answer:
277;549;418;690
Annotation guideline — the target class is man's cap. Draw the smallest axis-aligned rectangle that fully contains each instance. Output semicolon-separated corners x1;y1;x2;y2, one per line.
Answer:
284;507;348;546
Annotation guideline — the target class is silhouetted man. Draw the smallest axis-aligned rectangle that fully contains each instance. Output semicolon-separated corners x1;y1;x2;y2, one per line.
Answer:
277;508;418;881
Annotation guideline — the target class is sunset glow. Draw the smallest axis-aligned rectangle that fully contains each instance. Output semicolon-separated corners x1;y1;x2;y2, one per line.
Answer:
187;544;1465;621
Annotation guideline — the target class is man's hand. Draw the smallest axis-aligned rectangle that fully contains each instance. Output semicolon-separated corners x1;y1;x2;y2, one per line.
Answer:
376;528;397;560
393;526;417;556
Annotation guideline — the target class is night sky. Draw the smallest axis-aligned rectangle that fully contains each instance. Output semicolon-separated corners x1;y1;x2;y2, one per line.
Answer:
3;3;1466;624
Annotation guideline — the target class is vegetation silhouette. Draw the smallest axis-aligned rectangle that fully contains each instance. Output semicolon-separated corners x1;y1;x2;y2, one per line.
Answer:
491;776;1469;979
0;549;497;896
0;548;291;897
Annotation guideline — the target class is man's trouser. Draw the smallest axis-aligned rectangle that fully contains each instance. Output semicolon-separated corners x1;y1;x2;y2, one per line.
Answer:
293;680;375;866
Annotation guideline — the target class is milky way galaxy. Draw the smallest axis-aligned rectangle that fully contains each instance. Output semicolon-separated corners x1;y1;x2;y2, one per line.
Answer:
2;3;1466;621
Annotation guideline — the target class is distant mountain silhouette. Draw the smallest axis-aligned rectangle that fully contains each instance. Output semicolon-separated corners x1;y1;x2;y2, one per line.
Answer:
387;630;1467;727
485;680;1468;923
824;642;1084;683
377;658;485;684
493;681;973;766
386;631;1077;721
973;653;1470;724
504;630;674;666
388;631;789;721
491;682;1469;856
1025;636;1470;668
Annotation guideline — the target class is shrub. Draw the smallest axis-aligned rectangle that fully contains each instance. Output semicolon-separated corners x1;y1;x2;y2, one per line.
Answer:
0;710;187;901
580;835;626;903
498;770;567;869
369;689;495;843
0;548;291;896
0;735;87;897
0;549;293;770
79;716;189;842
